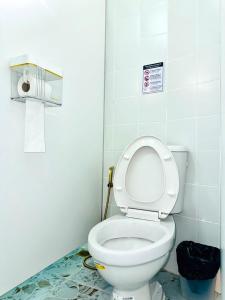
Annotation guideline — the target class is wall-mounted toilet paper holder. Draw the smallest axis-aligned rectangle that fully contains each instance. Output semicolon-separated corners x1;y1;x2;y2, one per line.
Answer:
10;54;63;107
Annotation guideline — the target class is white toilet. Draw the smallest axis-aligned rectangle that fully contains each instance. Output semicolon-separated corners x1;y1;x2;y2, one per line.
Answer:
88;136;188;300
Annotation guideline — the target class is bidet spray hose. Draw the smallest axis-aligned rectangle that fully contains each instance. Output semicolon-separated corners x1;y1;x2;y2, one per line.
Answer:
83;166;114;270
103;166;114;220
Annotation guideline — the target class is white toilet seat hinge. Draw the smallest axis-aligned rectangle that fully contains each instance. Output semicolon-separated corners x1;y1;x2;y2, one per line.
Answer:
125;208;161;222
158;211;169;220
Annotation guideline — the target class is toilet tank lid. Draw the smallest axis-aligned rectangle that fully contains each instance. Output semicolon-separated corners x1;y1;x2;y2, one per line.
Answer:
168;145;188;152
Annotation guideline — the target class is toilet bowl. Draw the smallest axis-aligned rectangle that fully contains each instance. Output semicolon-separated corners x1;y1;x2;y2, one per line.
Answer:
89;215;175;298
88;136;188;300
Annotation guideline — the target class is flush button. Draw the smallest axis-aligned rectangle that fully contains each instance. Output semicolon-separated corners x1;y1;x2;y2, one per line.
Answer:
116;187;122;191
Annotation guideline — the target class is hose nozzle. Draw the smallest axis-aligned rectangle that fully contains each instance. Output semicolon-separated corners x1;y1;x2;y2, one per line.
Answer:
103;166;114;220
108;166;114;188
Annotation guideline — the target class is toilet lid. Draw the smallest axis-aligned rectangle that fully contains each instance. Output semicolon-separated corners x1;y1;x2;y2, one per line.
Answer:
113;136;179;219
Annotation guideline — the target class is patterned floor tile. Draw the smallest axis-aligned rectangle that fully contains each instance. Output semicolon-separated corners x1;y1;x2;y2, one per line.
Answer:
69;267;110;292
156;271;185;300
0;245;188;300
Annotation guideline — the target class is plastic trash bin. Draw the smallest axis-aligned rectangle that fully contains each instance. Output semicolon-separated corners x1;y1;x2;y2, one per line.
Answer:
176;241;220;300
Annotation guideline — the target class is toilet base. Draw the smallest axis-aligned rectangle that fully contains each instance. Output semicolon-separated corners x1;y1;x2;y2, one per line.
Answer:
112;281;165;300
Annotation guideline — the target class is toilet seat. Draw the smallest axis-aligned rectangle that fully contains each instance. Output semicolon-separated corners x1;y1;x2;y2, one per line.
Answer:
113;136;179;220
88;215;175;266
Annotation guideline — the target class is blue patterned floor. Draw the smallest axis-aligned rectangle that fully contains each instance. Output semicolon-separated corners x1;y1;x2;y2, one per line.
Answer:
0;245;193;300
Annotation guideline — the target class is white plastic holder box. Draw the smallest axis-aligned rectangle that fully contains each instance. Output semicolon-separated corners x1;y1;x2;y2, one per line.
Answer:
10;55;63;107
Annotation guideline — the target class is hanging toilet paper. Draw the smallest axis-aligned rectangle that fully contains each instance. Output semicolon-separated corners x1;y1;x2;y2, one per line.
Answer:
17;75;52;99
24;99;45;153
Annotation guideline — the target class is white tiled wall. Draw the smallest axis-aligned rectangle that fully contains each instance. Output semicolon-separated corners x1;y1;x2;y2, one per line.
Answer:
103;0;221;274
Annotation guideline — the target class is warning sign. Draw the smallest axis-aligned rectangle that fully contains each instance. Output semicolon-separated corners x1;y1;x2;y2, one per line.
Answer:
142;62;164;94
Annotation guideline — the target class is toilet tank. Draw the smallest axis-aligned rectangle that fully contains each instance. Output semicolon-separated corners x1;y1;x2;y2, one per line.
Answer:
168;146;188;214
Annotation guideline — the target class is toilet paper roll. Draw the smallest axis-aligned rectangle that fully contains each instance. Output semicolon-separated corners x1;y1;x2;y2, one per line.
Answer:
17;75;52;99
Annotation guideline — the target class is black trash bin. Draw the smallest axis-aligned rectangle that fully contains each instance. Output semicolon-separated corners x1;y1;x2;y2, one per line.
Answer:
176;241;220;300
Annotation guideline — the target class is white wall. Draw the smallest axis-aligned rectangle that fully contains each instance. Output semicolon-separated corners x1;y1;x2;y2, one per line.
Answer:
104;0;221;274
0;0;105;295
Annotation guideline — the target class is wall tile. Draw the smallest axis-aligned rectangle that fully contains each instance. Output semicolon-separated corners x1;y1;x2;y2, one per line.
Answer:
115;16;140;69
164;245;178;275
113;124;138;151
115;42;140;70
181;184;198;219
168;55;197;90
197;116;220;151
197;81;220;117
196;151;220;186
104;125;113;151
197;186;220;223
139;93;166;123
114;99;138;124
186;152;198;185
174;215;198;245
115;68;139;99
113;150;123;164
105;6;116;72
167;86;196;120
139;122;165;142
115;16;139;46
104;0;221;275
114;0;140;20
107;204;122;218
105;40;115;73
104;101;114;125
141;34;168;65
197;221;220;248
140;0;168;37
114;0;140;69
197;44;220;83
168;0;197;59
105;71;115;103
165;215;198;274
167;119;196;152
197;0;220;46
114;3;140;70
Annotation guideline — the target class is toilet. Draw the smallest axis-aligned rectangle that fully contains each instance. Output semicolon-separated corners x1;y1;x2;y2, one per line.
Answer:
88;136;188;300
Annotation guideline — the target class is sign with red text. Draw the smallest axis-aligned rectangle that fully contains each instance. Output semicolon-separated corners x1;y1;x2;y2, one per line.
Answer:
142;62;164;94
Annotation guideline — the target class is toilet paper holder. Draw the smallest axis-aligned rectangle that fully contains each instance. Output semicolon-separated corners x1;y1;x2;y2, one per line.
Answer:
10;55;63;107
